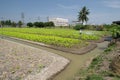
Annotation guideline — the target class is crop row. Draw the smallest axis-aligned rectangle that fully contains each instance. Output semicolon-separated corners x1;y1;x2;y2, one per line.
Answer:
0;28;105;40
0;31;86;48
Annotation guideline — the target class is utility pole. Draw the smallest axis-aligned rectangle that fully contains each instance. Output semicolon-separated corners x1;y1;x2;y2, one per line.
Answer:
38;16;40;22
1;17;3;39
21;12;24;26
47;16;49;22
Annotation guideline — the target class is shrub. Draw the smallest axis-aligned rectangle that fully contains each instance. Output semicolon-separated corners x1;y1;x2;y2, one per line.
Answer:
96;25;104;31
44;22;54;27
27;22;33;27
34;22;44;28
11;22;17;27
18;21;23;27
89;56;102;69
86;74;103;80
74;24;85;30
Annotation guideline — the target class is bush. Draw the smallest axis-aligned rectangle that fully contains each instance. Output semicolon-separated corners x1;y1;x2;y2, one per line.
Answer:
27;22;33;27
18;21;23;27
74;24;85;30
44;22;54;27
86;74;103;80
84;25;96;30
11;22;17;27
89;56;102;69
34;22;44;28
112;29;120;39
96;25;104;31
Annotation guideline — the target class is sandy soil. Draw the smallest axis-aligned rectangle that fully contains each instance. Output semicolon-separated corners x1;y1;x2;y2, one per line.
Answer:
0;39;69;80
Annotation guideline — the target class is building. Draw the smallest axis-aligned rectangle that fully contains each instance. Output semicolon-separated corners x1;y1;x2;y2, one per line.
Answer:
49;18;68;26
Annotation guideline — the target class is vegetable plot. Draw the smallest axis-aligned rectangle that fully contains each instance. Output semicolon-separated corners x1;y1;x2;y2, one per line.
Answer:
0;28;106;40
1;31;83;48
0;28;108;48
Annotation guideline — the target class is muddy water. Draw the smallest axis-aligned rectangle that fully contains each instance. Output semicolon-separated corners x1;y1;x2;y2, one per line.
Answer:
2;37;109;80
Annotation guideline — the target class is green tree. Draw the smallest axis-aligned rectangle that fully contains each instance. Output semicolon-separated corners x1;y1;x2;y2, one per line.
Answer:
49;21;54;27
11;21;17;27
78;6;90;25
5;20;11;26
18;21;23;27
44;22;54;27
34;22;44;28
27;22;33;27
34;22;39;27
0;21;5;27
38;22;44;28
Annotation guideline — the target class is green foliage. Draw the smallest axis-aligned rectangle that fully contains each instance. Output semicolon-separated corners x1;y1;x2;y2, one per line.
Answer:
0;20;5;26
84;25;96;30
89;56;102;69
112;29;120;39
78;6;90;24
44;21;54;27
74;24;85;30
33;22;39;27
96;25;104;31
34;22;44;28
5;20;11;26
0;28;106;41
11;21;17;27
0;31;82;48
104;43;115;53
0;20;17;27
86;74;103;80
18;21;23;27
27;22;54;28
27;22;33;27
0;28;108;47
80;34;100;40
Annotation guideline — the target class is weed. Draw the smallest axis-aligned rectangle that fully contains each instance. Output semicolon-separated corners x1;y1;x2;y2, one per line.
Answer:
86;74;103;80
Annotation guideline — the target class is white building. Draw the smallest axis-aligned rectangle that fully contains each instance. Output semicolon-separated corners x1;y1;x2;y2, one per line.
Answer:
49;18;69;26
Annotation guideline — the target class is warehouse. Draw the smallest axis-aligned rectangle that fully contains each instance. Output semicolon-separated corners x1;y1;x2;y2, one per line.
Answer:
49;18;68;26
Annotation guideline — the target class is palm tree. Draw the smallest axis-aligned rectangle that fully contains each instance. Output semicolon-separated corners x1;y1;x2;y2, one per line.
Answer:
78;6;90;25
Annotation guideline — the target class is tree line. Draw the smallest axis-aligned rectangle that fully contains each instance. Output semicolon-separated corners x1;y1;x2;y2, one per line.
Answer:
0;20;23;27
0;20;54;28
27;21;54;28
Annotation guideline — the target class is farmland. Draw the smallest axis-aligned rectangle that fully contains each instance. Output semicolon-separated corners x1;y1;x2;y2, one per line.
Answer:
0;27;116;80
0;28;108;48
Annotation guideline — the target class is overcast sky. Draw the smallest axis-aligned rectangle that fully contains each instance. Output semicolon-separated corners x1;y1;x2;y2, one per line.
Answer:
0;0;120;24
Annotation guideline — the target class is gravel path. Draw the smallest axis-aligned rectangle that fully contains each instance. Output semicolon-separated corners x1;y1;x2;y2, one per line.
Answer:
0;39;69;80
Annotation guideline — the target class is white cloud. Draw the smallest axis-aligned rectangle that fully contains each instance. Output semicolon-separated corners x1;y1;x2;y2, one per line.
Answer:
103;0;120;8
57;4;79;10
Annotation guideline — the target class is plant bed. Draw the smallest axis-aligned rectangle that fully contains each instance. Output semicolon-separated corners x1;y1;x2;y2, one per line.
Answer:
2;36;97;55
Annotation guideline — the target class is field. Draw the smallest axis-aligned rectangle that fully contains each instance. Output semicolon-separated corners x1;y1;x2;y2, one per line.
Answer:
0;39;69;80
0;28;108;48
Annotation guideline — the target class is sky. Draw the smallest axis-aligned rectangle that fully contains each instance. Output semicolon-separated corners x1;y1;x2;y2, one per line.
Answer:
0;0;120;24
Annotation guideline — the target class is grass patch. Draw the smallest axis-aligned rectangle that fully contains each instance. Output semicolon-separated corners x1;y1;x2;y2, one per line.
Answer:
86;74;104;80
77;41;120;80
89;56;103;69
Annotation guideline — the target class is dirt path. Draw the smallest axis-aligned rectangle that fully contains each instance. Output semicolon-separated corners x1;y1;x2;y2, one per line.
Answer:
1;37;109;80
